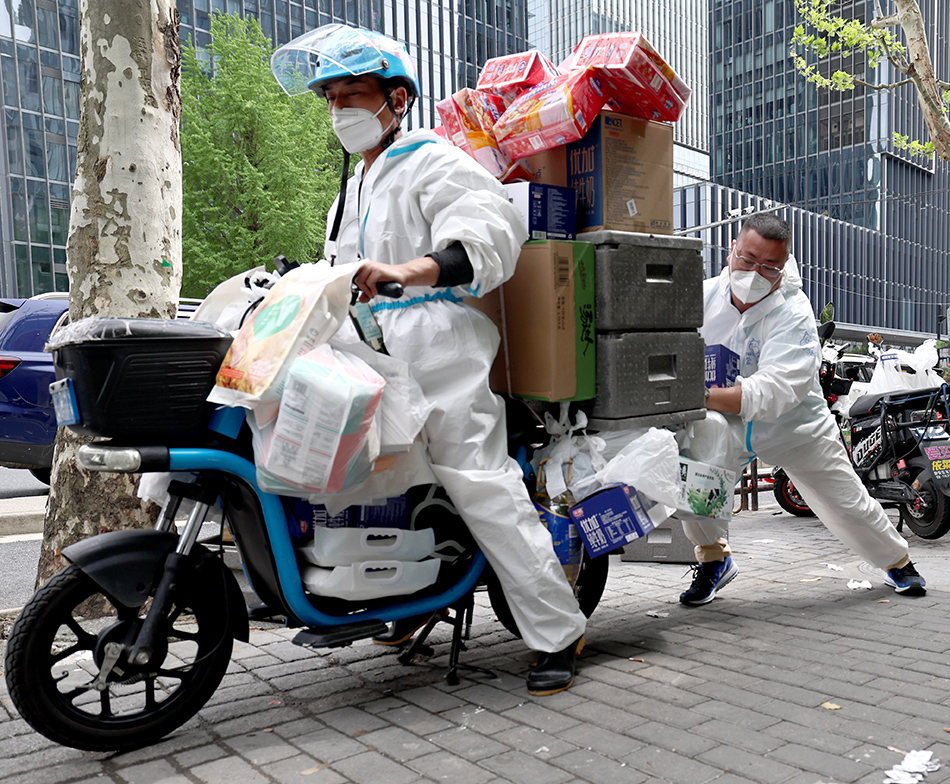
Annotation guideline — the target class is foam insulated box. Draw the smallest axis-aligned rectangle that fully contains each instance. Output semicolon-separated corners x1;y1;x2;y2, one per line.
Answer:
589;330;705;419
582;231;704;330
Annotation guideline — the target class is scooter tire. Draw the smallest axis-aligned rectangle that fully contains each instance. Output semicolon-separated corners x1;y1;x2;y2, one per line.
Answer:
773;471;815;517
4;561;234;752
900;462;950;539
486;552;609;639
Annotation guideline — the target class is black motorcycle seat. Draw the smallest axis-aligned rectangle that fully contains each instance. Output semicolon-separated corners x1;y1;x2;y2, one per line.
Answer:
848;385;945;419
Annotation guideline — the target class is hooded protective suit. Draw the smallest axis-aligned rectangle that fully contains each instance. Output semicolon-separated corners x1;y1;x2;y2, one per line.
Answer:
325;130;586;652
683;260;910;571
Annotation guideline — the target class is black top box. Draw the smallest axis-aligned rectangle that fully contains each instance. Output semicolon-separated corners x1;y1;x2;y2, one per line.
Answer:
52;318;233;440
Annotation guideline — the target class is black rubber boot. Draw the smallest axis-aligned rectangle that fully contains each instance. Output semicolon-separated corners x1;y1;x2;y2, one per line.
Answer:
526;636;584;696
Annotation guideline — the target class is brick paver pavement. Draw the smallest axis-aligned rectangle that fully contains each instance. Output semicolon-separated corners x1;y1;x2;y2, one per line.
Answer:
2;499;949;784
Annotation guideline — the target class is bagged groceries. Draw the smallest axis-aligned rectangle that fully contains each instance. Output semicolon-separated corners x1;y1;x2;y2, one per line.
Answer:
209;262;355;426
253;345;385;495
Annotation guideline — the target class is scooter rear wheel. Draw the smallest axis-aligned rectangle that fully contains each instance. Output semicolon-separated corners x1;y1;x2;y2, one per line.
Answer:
4;561;234;752
773;471;815;517
900;462;950;539
486;552;609;639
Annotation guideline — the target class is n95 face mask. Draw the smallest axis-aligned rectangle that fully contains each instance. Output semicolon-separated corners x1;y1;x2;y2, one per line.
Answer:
729;268;776;305
331;102;393;153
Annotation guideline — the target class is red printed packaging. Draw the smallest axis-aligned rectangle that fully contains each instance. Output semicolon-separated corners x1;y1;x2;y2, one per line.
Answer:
564;32;690;122
493;69;609;161
436;88;511;178
476;50;561;104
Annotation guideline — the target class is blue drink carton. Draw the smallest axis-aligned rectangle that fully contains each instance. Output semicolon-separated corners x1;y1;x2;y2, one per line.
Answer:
568;483;657;558
704;344;740;388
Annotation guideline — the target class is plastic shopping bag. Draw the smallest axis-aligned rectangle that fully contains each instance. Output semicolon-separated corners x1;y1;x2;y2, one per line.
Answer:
338;340;434;456
529;403;606;500
252;344;385;495
208;261;355;426
866;350;942;397
576;427;681;509
190;266;279;332
676;410;743;473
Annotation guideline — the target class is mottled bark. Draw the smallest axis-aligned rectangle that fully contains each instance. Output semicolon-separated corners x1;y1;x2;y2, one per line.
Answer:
38;0;183;586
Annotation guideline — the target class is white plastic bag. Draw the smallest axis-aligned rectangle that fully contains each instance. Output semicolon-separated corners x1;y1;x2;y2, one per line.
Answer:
676;410;742;473
313;439;438;516
529;403;606;500
208;261;356;426
191;266;280;332
338;340;434;456
576;427;681;509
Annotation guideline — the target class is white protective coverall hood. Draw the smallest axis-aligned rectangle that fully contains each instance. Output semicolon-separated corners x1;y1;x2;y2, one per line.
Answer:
701;254;837;462
323;130;586;653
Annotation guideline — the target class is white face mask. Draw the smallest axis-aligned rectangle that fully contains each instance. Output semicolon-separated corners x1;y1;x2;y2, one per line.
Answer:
331;101;395;153
729;267;776;305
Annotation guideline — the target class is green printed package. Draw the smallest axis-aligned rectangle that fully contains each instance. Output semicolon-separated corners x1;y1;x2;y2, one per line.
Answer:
675;457;737;520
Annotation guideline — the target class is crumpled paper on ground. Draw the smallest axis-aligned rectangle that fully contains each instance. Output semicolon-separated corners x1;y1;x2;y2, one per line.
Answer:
883;749;940;784
847;579;873;590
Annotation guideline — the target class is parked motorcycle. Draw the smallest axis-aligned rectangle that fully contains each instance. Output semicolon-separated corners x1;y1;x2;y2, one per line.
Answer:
3;295;608;752
773;323;950;539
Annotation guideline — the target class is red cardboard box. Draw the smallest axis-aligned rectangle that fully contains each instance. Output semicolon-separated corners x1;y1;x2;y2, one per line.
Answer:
476;50;560;104
493;69;609;161
564;32;690;122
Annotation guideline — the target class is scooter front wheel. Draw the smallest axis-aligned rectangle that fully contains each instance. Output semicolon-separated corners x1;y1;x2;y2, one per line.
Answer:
773;470;814;517
4;561;234;752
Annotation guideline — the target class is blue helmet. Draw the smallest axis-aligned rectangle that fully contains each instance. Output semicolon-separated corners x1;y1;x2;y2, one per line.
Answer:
272;24;419;100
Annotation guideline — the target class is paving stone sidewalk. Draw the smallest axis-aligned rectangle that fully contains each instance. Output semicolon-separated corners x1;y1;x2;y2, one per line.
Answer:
2;499;950;784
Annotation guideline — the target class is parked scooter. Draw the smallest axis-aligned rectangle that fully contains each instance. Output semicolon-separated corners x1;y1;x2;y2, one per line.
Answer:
3;281;608;753
773;323;950;539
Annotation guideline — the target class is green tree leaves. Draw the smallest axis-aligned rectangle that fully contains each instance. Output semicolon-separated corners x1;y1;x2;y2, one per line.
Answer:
180;14;344;297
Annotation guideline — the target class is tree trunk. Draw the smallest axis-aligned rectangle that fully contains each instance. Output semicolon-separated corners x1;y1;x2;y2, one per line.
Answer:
38;0;183;586
878;0;950;160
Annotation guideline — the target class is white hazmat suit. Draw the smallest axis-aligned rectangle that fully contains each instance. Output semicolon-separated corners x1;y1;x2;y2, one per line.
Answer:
683;261;910;570
325;130;587;652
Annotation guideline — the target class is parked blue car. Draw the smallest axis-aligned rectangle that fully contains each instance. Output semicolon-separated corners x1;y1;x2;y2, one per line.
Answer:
0;294;69;484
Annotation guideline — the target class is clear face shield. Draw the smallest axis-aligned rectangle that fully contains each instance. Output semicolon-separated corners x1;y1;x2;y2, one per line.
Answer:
270;24;391;97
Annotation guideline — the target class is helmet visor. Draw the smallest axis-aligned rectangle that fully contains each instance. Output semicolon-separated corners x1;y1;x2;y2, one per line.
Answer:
271;24;390;96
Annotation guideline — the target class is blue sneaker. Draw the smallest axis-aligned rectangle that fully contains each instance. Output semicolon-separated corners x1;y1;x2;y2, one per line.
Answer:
884;562;926;595
680;556;739;605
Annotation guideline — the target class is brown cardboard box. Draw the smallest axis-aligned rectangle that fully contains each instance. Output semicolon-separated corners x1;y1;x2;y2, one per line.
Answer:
468;241;595;401
567;111;673;234
518;147;568;187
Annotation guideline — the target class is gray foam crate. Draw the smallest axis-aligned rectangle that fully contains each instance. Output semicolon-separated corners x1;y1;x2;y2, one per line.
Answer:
586;408;706;432
589;330;705;420
619;518;712;563
583;231;704;331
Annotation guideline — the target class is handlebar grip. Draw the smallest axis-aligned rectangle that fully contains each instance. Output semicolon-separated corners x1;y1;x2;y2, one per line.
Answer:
377;281;404;299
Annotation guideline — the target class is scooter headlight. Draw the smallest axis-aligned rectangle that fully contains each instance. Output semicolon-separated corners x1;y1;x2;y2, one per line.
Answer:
77;445;143;472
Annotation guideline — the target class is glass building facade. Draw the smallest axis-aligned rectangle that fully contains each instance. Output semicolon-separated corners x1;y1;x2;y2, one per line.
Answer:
527;0;710;181
710;0;950;334
0;0;529;297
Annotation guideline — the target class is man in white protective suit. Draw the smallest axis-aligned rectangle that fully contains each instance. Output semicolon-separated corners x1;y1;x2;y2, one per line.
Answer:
679;213;926;605
271;25;586;695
